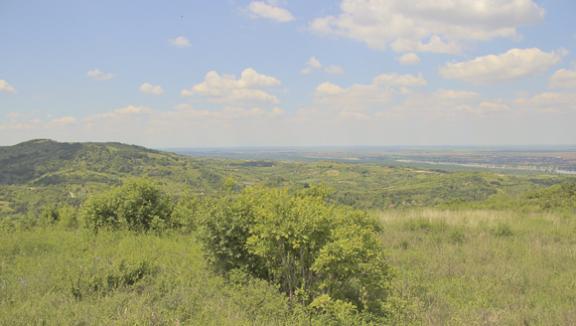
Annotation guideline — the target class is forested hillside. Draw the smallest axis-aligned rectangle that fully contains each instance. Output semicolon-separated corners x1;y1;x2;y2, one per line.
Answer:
0;140;572;218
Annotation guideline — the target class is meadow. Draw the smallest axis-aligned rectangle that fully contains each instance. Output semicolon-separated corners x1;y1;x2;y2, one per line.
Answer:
2;208;575;325
379;209;576;325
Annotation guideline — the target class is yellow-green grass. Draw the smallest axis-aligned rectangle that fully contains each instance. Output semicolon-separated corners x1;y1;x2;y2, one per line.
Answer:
379;209;576;325
0;229;308;325
2;210;575;325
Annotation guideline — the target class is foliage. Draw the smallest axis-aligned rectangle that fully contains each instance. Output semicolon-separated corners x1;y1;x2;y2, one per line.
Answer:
82;179;174;232
200;186;392;317
527;182;576;210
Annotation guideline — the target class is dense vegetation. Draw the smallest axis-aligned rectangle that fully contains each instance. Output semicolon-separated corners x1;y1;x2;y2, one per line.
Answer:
1;140;575;324
1;139;573;217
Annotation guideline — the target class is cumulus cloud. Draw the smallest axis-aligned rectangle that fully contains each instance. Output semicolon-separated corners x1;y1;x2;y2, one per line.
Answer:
170;36;191;47
87;69;115;81
0;80;16;94
139;83;164;95
515;92;576;112
398;53;420;65
434;89;479;101
549;68;576;89
85;106;152;125
314;73;427;113
389;89;507;118
301;56;344;75
248;1;294;23
3;88;573;147
181;68;281;104
310;0;544;53
440;48;563;83
49;116;77;127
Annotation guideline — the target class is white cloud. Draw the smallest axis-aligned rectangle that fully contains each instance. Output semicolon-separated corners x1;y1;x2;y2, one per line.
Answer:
515;92;576;112
310;0;544;53
314;73;427;112
398;53;420;65
139;83;164;95
170;36;191;48
0;80;16;94
373;73;427;87
440;48;563;83
86;105;152;124
87;69;115;81
324;65;345;75
476;101;511;114
549;68;576;89
248;1;294;23
49;116;77;127
181;68;281;104
434;89;479;101
167;105;284;121
315;82;344;95
3;87;574;147
301;56;345;75
301;57;322;74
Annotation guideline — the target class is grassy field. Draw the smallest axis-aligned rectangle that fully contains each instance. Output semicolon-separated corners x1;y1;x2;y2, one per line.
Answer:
0;229;314;325
379;209;576;325
1;208;575;325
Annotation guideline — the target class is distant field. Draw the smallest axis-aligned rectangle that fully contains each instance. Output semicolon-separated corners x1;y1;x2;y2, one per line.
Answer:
173;146;576;175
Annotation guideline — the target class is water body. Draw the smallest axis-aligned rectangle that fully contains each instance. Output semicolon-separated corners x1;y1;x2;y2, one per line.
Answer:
396;160;576;175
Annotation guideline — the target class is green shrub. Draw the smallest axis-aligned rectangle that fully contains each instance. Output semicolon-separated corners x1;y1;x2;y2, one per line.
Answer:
82;179;174;233
38;204;59;226
57;205;79;229
170;196;205;233
71;260;157;300
527;182;576;210
199;186;392;317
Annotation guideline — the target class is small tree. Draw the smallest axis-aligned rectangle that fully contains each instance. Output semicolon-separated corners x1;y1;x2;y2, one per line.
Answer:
82;179;173;232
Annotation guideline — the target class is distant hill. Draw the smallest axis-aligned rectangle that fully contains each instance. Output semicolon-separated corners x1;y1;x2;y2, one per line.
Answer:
0;139;183;185
0;139;573;217
0;139;228;215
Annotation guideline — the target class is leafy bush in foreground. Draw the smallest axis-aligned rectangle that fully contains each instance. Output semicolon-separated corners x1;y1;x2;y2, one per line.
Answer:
82;179;173;232
200;186;392;318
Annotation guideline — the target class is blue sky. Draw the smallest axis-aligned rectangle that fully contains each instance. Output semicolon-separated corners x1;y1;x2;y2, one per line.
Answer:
1;0;575;147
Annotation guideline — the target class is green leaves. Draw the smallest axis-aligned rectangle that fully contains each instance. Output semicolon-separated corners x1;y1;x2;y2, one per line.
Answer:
82;179;173;233
199;186;392;316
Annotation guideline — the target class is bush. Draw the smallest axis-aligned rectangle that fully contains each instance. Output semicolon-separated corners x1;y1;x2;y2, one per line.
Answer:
527;182;576;210
170;196;206;233
199;186;392;317
82;179;174;233
37;204;79;229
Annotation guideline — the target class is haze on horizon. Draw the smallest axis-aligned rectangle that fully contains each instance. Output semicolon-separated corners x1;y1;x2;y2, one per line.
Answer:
1;0;575;148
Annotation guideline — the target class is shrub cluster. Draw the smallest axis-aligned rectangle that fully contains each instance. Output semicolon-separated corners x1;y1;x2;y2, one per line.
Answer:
82;179;174;232
199;186;392;319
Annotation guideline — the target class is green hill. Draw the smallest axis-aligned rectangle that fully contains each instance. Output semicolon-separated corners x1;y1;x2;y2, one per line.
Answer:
0;139;182;185
0;139;573;217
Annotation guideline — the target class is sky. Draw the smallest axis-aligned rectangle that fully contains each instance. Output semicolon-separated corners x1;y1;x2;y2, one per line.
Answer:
0;0;575;147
